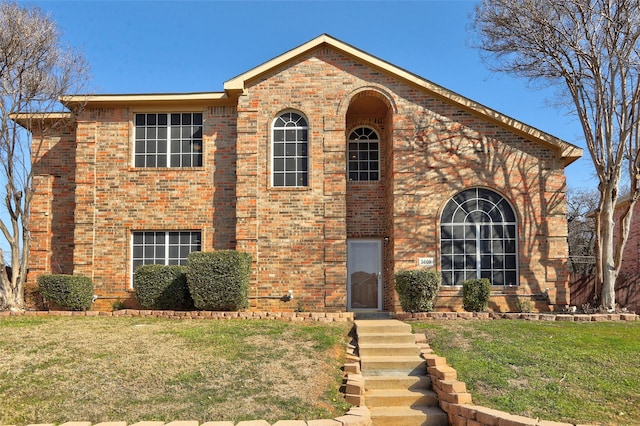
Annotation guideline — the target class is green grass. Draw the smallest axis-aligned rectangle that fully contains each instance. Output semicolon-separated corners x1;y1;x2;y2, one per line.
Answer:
0;317;352;425
412;320;640;425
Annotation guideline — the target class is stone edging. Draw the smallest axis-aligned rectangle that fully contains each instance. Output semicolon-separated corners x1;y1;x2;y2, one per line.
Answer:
394;311;638;321
0;309;354;322
1;414;372;426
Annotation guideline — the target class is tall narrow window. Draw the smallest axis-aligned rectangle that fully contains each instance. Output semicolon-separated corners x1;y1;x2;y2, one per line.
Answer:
134;113;203;168
440;188;518;286
348;127;380;181
272;112;308;187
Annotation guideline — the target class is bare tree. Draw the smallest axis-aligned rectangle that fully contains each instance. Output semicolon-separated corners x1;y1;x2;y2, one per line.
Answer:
0;1;88;310
473;0;640;311
566;187;598;275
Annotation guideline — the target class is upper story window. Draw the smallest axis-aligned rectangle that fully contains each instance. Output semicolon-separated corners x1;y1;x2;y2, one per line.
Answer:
272;112;308;187
134;113;203;168
348;127;380;181
440;188;518;287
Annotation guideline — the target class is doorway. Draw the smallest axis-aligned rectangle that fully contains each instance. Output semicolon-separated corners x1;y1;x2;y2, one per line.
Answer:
347;239;382;311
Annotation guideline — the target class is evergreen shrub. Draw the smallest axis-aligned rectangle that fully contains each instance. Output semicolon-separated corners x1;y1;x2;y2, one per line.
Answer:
462;278;491;312
133;264;193;310
37;274;94;311
394;270;441;312
186;251;252;311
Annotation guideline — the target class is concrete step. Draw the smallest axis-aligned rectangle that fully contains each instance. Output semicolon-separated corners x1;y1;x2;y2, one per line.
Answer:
358;342;420;357
357;332;416;345
354;311;392;320
355;319;412;335
360;356;426;376
369;405;449;426
365;388;439;408
364;374;431;390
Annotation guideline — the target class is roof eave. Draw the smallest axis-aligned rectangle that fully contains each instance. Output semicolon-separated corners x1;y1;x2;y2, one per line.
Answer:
61;92;233;108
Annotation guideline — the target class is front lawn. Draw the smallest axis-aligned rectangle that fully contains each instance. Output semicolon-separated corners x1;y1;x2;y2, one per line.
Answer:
0;317;351;425
412;320;640;425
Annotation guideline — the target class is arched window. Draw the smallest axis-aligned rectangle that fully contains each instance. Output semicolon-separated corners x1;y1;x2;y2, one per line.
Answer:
272;112;308;187
440;188;518;286
348;127;380;181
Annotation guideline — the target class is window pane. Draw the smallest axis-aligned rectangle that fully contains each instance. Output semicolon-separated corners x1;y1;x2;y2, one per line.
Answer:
285;173;296;186
285;158;296;171
285;143;296;156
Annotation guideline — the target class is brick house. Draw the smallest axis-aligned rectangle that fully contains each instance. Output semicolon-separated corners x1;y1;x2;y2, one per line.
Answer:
27;34;582;312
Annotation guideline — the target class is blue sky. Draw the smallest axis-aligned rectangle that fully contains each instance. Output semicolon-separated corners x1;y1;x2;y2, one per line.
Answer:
3;0;595;256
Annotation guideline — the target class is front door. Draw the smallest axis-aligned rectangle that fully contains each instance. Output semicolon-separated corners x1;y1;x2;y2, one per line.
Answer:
347;239;382;311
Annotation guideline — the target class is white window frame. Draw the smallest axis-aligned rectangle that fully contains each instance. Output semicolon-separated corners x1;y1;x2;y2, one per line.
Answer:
130;230;201;287
348;126;380;182
133;112;203;168
440;188;518;287
271;111;309;187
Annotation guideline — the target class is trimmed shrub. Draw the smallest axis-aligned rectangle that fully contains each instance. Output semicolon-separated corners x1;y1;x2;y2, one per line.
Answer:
463;278;491;312
133;264;193;310
37;274;94;311
186;250;252;311
395;270;441;313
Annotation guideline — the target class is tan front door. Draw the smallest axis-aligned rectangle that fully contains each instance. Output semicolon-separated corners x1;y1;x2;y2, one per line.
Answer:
347;239;382;311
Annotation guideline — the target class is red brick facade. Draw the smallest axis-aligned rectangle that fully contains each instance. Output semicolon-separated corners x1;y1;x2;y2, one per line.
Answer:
28;35;581;312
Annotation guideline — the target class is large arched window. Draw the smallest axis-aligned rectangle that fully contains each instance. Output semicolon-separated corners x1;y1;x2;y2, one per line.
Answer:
440;188;518;286
348;127;380;181
272;112;308;187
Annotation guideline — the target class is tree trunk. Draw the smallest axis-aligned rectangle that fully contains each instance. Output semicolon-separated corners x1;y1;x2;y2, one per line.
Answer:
0;248;26;311
599;193;618;311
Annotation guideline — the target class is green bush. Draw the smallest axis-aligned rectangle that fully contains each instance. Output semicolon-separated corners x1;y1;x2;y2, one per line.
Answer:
186;251;252;311
463;278;491;312
37;274;94;311
133;264;193;310
395;270;441;313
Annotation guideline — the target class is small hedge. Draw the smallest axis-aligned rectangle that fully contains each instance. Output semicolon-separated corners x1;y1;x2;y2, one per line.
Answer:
37;274;94;311
133;264;193;310
395;270;441;313
463;278;491;312
186;250;252;311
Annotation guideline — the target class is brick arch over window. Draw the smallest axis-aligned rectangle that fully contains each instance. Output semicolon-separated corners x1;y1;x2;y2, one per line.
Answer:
440;188;518;287
337;87;397;118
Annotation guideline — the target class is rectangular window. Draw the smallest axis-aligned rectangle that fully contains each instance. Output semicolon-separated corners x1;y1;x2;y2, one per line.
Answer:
131;231;201;280
134;113;203;168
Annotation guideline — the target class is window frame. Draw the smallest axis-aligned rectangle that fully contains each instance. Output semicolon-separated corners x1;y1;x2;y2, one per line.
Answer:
440;188;518;287
271;111;309;188
130;230;202;287
347;126;380;182
133;112;203;168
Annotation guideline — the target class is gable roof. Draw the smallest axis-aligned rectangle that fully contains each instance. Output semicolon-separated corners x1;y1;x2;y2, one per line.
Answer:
225;34;582;166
